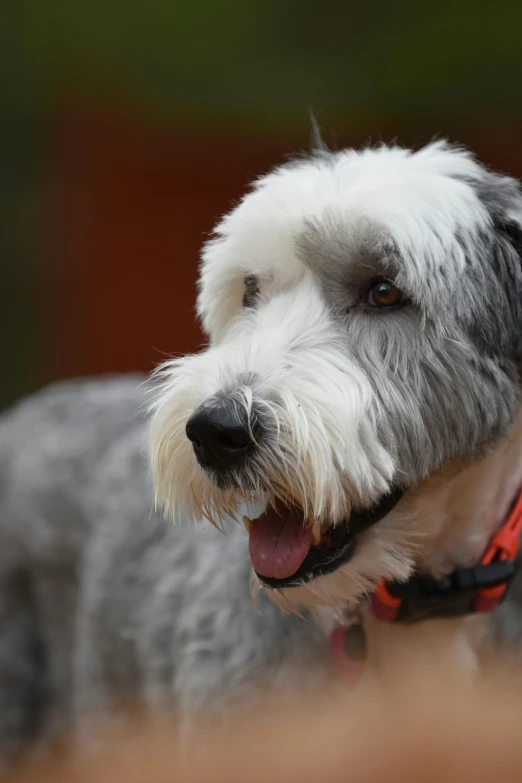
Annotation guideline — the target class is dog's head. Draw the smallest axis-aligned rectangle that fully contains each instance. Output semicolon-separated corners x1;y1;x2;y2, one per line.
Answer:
149;141;522;611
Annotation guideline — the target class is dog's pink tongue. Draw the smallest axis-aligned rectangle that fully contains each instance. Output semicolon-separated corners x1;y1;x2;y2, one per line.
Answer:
249;506;312;579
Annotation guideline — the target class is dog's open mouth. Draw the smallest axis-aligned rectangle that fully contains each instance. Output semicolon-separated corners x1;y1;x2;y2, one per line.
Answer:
245;488;405;588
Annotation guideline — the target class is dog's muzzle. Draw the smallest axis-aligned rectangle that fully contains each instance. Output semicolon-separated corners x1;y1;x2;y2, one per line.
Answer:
186;398;257;471
185;395;405;588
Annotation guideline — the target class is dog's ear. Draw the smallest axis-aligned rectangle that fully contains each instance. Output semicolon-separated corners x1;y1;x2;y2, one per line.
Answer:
476;171;522;255
470;171;522;358
494;215;522;260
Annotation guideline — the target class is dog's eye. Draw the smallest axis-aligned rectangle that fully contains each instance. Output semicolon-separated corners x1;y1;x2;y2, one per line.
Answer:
242;275;260;308
366;278;404;309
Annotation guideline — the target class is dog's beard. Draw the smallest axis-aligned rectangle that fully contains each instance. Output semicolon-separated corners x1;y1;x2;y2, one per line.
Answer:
149;369;419;612
147;346;415;611
149;351;395;524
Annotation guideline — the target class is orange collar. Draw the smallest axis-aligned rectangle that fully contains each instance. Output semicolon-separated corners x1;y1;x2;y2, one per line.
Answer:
371;488;522;623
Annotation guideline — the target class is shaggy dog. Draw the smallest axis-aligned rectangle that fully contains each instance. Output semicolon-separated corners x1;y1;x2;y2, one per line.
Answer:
2;139;522;765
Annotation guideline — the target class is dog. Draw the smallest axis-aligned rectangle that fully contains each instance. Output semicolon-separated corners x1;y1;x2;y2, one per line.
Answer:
2;138;522;766
149;137;522;665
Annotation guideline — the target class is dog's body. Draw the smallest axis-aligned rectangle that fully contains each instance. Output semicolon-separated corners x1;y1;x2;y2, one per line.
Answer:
4;140;522;763
0;377;328;763
3;376;522;766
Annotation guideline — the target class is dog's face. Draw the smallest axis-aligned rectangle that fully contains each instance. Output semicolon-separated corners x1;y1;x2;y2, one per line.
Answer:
150;141;522;611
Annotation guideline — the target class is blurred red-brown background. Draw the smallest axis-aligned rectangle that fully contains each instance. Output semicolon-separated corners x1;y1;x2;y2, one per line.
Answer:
45;109;288;380
3;0;522;409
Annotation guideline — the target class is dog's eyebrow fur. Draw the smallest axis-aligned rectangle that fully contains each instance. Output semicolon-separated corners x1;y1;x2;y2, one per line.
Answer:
296;217;400;311
297;218;398;275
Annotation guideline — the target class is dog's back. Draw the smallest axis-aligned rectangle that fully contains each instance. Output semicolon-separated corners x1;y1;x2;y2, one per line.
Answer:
0;376;149;760
0;377;327;765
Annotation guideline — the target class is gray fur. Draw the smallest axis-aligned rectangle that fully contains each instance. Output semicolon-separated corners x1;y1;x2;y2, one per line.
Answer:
296;162;522;487
0;377;328;764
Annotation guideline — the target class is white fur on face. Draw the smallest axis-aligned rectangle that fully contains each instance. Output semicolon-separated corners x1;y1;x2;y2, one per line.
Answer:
150;275;394;526
197;141;492;341
149;140;522;613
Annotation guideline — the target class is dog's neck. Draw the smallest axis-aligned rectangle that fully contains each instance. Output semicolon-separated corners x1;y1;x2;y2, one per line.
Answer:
325;421;522;680
413;410;522;578
345;416;522;683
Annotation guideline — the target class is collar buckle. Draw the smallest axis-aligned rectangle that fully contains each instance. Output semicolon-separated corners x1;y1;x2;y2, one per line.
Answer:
371;488;522;624
371;561;516;624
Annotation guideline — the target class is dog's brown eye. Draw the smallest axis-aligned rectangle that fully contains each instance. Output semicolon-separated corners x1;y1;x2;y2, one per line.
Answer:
242;274;260;308
367;279;404;308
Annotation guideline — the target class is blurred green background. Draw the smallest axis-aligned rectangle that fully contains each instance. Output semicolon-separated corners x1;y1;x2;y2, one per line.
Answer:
2;0;522;410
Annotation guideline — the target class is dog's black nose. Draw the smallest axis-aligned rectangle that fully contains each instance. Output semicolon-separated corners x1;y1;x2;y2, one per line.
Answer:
186;400;254;470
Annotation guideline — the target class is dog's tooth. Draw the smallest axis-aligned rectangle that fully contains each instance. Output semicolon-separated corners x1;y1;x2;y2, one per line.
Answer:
242;516;252;533
311;526;322;547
